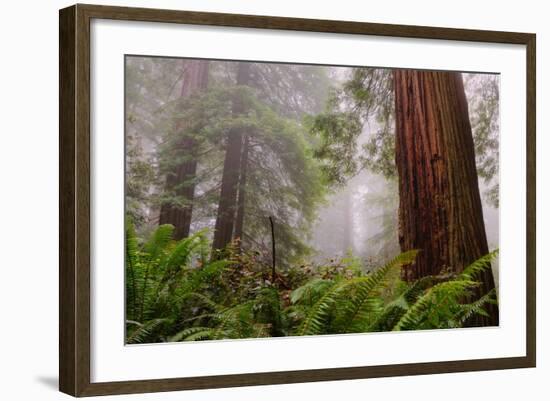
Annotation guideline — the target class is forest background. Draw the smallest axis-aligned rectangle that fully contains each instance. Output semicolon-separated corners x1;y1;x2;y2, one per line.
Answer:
125;57;501;343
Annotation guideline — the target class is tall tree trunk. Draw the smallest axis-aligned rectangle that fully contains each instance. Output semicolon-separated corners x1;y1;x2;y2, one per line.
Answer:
343;187;354;253
212;62;252;252
393;69;498;326
234;135;250;244
159;60;209;240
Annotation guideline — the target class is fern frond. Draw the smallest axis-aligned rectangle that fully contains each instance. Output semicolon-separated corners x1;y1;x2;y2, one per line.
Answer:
393;280;477;331
125;218;140;320
455;289;497;325
143;224;174;265
297;279;347;335
402;275;440;305
211;301;255;339
163;229;210;275
340;250;419;332
290;278;333;305
184;292;225;312
185;329;215;341
168;326;212;342
368;302;408;332
460;249;499;281
125;217;139;272
126;318;168;344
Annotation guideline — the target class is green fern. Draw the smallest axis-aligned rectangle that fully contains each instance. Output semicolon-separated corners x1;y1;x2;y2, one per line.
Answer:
126;220;499;342
454;289;497;326
393;280;477;330
126;318;169;344
125;218;140;320
460;249;499;281
296;279;347;335
339;250;418;332
125;222;227;343
169;326;214;342
296;251;419;335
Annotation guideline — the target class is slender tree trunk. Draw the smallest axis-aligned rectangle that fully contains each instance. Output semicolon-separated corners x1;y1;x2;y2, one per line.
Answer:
234;135;250;243
212;62;252;252
393;69;499;326
159;60;209;240
343;187;353;253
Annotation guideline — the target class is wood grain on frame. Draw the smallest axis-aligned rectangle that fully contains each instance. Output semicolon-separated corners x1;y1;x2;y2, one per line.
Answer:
59;3;536;397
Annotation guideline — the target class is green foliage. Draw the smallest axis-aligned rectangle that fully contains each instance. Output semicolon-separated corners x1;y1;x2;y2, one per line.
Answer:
124;59;500;345
126;133;156;226
127;59;332;262
307;109;363;185
126;223;499;343
292;250;417;335
309;69;500;206
307;68;394;184
464;74;500;207
125;220;230;343
391;250;499;331
152;82;328;265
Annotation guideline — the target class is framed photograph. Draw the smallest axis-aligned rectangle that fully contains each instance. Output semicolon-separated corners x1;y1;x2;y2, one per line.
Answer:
59;4;536;397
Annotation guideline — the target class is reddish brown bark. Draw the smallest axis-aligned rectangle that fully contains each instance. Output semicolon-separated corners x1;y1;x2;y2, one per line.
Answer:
212;62;252;252
393;69;498;326
159;60;209;240
234;135;250;243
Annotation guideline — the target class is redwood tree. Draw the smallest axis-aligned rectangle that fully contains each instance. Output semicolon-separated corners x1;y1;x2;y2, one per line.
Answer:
159;60;209;239
234;135;250;242
393;69;498;326
212;62;251;252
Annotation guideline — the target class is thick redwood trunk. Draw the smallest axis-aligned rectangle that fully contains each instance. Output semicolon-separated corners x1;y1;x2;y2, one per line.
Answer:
159;60;209;240
212;63;252;252
393;69;498;326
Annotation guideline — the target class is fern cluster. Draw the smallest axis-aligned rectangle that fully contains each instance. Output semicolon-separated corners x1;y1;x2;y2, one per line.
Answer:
125;221;498;343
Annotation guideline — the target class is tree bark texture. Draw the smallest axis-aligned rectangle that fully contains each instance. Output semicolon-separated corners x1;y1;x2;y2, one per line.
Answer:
393;69;498;326
212;62;252;252
159;60;209;240
234;135;250;243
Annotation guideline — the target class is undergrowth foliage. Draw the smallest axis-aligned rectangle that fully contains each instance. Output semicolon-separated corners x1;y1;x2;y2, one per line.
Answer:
125;221;499;343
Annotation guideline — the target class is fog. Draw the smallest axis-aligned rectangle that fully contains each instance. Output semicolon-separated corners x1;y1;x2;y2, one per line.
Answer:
308;70;499;268
126;58;499;272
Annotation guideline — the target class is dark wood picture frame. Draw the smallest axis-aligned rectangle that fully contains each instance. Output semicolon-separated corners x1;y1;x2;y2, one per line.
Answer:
59;3;536;397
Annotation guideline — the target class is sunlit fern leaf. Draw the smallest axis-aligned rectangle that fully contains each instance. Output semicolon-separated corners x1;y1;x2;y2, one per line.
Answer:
211;301;256;339
368;302;408;332
126;318;169;344
183;260;230;291
185;329;215;341
460;249;499;281
402;275;441;305
455;288;497;326
252;323;272;338
168;326;212;342
294;251;418;336
125;217;139;273
125;218;140;320
290;278;333;305
392;280;477;331
343;296;384;332
297;279;349;336
161;234;203;279
340;250;419;332
143;224;174;266
184;292;225;311
137;225;175;321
